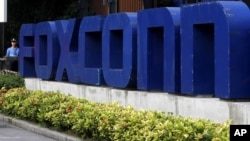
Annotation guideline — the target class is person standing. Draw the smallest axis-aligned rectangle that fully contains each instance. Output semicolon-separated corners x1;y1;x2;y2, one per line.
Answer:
5;38;19;71
6;38;19;57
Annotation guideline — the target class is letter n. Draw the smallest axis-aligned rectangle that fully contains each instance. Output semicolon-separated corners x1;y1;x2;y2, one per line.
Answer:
181;1;250;98
137;8;181;92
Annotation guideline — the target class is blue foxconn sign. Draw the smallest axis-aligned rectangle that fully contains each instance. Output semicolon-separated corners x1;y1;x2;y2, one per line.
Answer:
19;1;250;99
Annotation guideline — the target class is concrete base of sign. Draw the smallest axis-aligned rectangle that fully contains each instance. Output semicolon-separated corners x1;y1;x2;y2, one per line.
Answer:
25;78;250;124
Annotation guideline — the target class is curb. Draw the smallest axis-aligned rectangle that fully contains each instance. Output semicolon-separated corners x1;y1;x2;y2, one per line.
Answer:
0;114;84;141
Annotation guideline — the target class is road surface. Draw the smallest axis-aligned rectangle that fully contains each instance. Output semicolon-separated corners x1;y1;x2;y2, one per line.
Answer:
0;121;56;141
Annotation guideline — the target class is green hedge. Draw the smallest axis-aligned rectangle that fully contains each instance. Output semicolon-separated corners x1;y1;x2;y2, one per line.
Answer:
0;73;24;90
0;88;230;141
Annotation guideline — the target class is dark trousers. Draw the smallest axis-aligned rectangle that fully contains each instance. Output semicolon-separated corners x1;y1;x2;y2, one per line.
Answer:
6;60;18;71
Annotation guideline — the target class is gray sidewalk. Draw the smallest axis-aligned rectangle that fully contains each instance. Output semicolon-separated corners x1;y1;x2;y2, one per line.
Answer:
0;120;56;141
0;114;84;141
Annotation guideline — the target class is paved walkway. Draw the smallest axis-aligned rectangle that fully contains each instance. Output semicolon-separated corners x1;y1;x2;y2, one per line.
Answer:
0;114;83;141
0;121;56;141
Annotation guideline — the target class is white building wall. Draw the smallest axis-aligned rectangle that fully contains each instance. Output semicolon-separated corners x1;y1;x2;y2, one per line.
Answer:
25;78;250;124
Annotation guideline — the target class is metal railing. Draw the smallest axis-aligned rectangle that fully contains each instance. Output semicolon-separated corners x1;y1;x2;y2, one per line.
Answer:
0;57;19;72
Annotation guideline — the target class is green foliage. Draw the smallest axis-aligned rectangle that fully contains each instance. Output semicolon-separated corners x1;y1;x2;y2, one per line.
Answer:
157;0;173;7
6;0;80;42
0;88;230;141
0;73;25;90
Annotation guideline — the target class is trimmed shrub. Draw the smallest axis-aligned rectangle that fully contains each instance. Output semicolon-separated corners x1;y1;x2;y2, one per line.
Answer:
0;73;24;90
0;88;230;141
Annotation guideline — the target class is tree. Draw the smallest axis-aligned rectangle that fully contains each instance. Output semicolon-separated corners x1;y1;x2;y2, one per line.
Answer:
6;0;81;42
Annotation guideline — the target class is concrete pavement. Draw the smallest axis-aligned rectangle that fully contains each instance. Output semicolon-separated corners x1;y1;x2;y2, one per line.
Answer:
0;120;56;141
0;114;84;141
